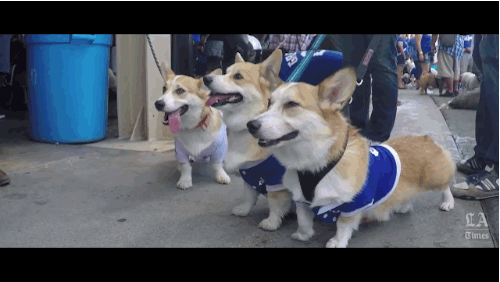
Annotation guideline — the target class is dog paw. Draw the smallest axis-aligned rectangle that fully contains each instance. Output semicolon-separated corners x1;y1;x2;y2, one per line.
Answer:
326;237;348;248
258;218;281;231
176;178;192;190
440;201;454;211
215;171;231;185
232;203;252;217
291;230;314;241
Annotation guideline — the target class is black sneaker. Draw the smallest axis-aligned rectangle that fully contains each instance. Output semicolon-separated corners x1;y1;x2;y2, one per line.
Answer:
452;165;499;200
439;92;455;97
457;155;486;175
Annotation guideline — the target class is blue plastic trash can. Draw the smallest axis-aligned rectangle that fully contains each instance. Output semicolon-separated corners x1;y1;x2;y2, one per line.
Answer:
26;34;113;144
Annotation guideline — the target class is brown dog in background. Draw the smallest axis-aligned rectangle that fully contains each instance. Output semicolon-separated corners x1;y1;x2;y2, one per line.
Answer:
419;73;446;95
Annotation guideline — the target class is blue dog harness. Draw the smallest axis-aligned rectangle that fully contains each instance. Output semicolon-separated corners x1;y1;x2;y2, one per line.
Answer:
298;144;401;224
239;155;286;196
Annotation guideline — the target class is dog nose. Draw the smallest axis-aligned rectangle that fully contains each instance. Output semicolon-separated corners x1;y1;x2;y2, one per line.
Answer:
247;120;261;134
203;76;213;86
155;100;165;111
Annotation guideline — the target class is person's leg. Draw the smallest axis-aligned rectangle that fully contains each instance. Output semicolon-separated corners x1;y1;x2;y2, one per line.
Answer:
437;50;454;95
475;34;499;168
397;64;405;88
363;34;398;142
397;55;405;88
0;34;11;187
414;60;422;89
452;56;460;94
454;34;498;198
341;34;371;129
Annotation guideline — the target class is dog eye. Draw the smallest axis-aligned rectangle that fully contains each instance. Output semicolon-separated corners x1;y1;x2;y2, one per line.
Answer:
283;101;299;109
267;99;271;108
162;86;167;93
176;88;185;94
233;73;243;80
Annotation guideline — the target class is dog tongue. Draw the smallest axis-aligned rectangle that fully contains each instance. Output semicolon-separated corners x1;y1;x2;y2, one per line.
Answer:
206;94;232;107
168;109;182;134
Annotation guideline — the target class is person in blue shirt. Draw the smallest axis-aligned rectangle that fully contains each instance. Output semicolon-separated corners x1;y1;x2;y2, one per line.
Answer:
413;34;433;90
397;34;408;89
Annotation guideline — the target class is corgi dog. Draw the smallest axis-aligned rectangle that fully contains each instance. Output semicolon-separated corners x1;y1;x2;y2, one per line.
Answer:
247;66;456;248
419;72;445;95
155;63;230;190
203;50;294;231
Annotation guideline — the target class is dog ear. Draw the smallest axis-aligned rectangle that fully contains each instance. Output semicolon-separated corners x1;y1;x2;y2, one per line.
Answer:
235;52;245;63
318;67;356;108
161;61;175;82
260;49;283;91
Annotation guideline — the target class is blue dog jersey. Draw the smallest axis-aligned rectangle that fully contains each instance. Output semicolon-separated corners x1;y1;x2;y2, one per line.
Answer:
239;155;286;196
299;144;401;224
279;50;343;86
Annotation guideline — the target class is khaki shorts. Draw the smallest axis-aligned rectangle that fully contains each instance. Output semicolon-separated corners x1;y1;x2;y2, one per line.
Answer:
437;50;460;80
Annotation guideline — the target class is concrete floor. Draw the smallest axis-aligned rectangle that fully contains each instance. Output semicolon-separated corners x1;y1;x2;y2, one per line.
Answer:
0;88;496;247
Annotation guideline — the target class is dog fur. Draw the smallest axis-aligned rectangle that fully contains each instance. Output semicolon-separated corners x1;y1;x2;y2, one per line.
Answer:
249;66;456;248
460;72;480;91
419;72;445;95
439;88;480;110
202;50;294;231
155;64;230;189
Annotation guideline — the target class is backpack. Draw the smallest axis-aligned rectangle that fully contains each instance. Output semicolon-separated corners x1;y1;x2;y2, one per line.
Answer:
440;34;457;47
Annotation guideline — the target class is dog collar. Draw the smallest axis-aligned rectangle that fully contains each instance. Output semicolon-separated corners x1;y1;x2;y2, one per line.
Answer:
197;114;210;131
189;109;211;131
297;129;349;203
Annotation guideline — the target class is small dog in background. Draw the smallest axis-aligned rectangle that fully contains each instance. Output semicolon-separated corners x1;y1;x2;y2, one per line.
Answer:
418;72;445;95
460;72;480;91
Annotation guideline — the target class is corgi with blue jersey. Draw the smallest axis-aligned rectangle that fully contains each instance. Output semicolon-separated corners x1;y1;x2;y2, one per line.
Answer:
203;49;344;231
248;66;456;248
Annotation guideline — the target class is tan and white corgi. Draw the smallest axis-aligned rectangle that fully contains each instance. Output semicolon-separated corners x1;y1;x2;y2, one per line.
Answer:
248;66;456;248
155;63;230;189
203;50;294;231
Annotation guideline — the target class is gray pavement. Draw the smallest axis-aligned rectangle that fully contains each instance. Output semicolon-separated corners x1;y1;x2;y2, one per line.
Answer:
0;88;496;247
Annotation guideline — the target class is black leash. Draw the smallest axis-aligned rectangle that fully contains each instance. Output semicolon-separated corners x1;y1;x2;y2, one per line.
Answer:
146;34;167;84
354;34;383;86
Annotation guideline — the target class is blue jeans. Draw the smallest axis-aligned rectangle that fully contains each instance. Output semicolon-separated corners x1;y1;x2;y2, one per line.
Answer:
472;34;499;166
341;34;398;142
